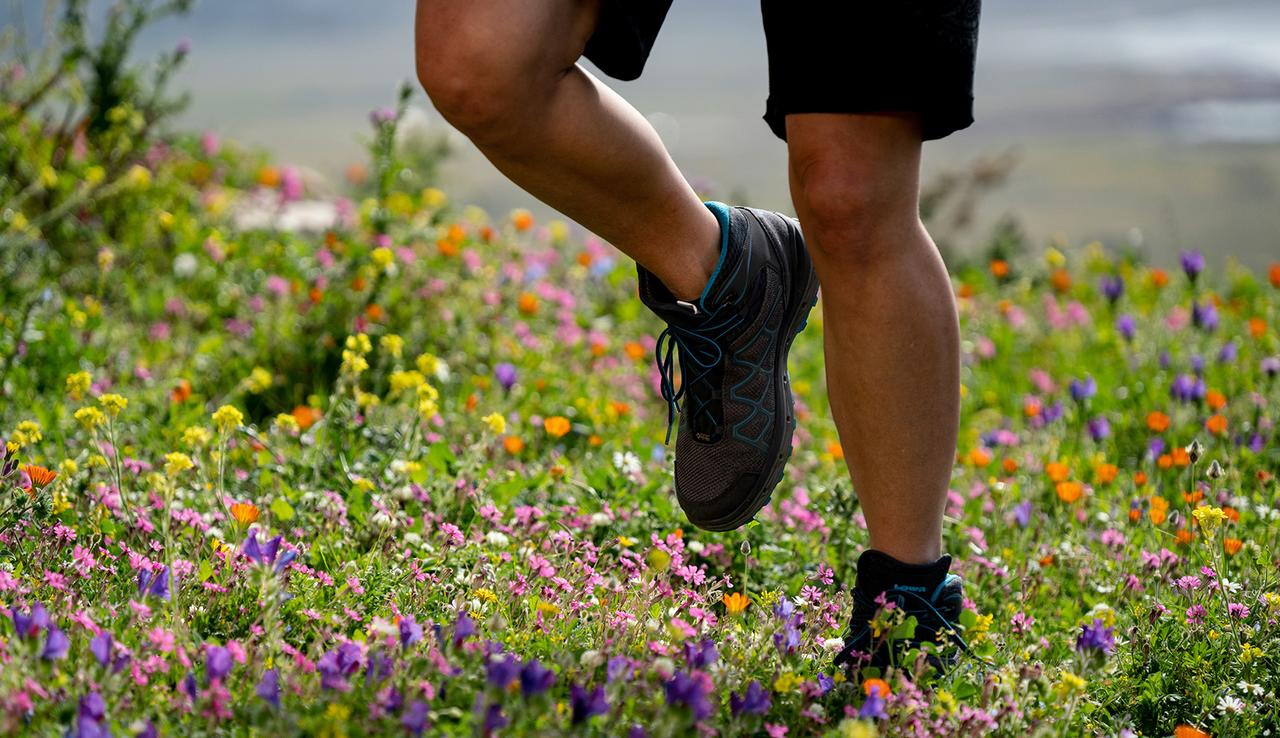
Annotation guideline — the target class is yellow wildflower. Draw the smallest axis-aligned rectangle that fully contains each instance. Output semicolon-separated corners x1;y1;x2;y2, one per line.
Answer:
345;333;372;354
389;370;426;393
11;420;42;448
274;414;300;433
482;412;507;435
164;452;194;477
65;371;92;401
379;334;404;359
340;349;369;377
1192;506;1228;540
98;394;128;417
1055;671;1087;698
183;426;213;447
773;671;802;693
371;247;395;271
245;367;272;394
212;405;244;433
74;407;106;431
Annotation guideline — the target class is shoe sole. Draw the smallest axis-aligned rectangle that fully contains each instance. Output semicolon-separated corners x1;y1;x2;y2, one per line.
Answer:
690;210;819;532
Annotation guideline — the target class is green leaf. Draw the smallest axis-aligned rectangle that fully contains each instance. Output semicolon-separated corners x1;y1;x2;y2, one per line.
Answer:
270;496;294;522
891;615;918;642
197;559;213;582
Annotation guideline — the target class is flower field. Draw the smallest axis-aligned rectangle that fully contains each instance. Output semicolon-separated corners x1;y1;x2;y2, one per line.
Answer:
4;9;1280;737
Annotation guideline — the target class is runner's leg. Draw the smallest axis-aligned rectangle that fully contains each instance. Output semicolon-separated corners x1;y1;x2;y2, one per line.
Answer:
414;0;720;301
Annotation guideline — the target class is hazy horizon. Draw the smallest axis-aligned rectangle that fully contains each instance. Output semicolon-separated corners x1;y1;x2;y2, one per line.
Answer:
5;0;1278;269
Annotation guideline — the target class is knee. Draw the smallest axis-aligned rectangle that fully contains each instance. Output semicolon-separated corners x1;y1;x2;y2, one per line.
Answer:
415;31;540;146
792;158;918;268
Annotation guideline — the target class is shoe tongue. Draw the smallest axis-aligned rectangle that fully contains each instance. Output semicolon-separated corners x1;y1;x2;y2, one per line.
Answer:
855;550;952;597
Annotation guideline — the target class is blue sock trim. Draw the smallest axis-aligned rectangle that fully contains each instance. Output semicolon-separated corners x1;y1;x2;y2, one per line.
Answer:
698;201;731;308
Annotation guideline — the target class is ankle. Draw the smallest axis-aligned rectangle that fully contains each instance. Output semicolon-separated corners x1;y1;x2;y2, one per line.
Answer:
652;217;721;302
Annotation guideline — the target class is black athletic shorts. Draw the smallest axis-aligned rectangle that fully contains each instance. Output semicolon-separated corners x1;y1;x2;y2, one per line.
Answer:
583;1;981;142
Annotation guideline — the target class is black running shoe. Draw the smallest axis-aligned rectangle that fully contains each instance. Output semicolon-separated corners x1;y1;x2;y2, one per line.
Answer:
834;551;968;672
638;201;819;532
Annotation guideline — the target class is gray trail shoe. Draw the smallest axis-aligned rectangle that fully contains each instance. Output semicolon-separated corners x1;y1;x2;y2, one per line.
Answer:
638;201;818;531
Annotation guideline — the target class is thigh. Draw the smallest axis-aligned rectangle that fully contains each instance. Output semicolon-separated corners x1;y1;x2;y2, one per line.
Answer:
415;0;601;82
760;0;981;142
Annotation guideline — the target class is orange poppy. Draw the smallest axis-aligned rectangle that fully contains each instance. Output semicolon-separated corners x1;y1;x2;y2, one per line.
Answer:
437;238;458;257
967;447;992;467
1205;390;1226;411
1050;268;1072;293
465;393;478;412
1038;554;1055;567
1205;414;1227;435
1146;411;1170;433
577;251;594;268
623;342;646;361
1248;317;1266;339
1128;508;1142;523
1056;481;1083;504
1175;725;1211;738
1183;489;1204;504
989;259;1009;278
1175;529;1194;546
1046;461;1070;483
1134;471;1148;487
1269;263;1280;288
1171;447;1190;467
1150;268;1169;288
1002;458;1019;474
544;416;571;438
257;166;281;188
827;441;845;461
863;678;892;698
171;379;193;404
1094;463;1118;484
23;465;57;489
292;405;320;430
1224;538;1243;556
512;210;534;232
955;283;975;299
722;592;750;615
230;502;259;526
503;435;525;454
517;293;539;315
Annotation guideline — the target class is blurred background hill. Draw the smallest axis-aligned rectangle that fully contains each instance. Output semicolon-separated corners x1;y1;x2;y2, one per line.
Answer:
4;0;1278;268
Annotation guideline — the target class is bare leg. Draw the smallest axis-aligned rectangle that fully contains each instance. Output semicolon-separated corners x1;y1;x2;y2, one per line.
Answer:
786;113;959;565
414;0;720;300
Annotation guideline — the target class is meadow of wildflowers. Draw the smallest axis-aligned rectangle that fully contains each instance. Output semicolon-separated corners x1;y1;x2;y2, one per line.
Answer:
3;5;1280;737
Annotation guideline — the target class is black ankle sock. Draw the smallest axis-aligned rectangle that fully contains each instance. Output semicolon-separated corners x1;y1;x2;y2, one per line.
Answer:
854;549;952;597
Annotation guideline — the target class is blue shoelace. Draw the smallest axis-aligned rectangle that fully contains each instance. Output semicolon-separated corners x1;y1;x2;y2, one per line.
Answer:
654;301;744;443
